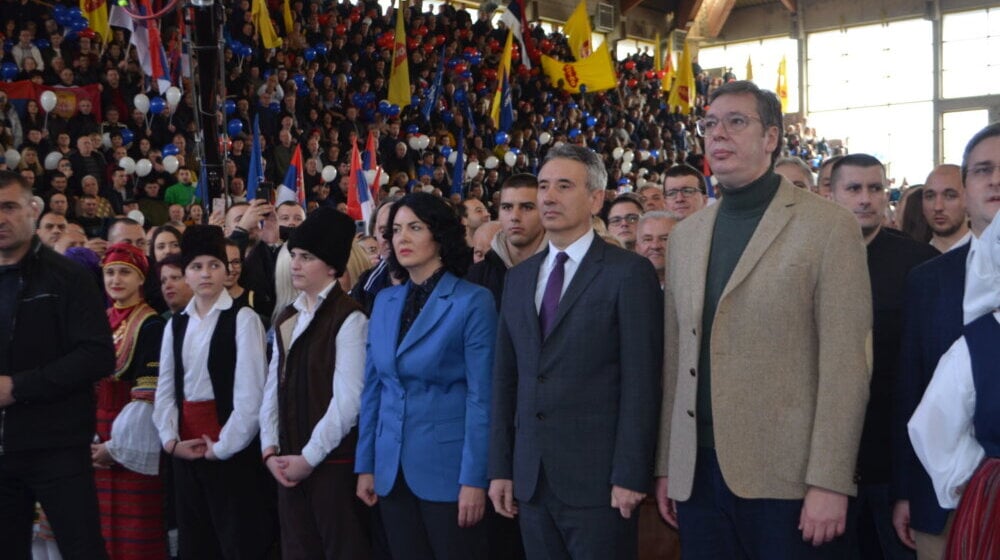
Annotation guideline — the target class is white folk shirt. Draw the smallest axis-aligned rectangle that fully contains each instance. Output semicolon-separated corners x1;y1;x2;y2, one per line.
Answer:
534;228;595;313
152;290;267;460
907;311;1000;509
259;281;369;467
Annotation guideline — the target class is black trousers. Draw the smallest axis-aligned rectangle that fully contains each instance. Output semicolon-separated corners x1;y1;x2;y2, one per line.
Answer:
378;473;487;560
0;445;108;560
172;447;276;560
276;461;371;560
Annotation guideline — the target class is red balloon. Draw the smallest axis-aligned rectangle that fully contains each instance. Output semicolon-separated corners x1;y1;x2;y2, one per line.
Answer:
482;68;497;81
658;70;667;79
488;39;500;52
349;12;361;23
435;34;446;46
418;26;429;36
335;24;347;35
624;60;636;71
453;63;467;74
540;39;552;53
459;29;471;39
627;78;638;88
517;65;530;77
645;71;655;79
407;37;419;50
423;43;435;54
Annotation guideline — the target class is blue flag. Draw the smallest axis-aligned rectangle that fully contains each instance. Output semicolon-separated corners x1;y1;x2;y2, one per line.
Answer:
246;114;263;200
451;127;465;198
498;71;514;133
421;45;446;123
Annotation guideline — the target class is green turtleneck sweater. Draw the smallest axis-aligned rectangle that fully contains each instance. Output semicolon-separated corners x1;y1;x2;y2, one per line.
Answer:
697;170;781;449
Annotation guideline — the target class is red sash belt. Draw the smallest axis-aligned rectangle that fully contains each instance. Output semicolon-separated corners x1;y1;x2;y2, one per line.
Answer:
180;400;222;441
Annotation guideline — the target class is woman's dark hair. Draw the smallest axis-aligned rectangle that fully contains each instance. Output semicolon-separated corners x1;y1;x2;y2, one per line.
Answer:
384;192;472;281
149;225;183;264
899;186;933;243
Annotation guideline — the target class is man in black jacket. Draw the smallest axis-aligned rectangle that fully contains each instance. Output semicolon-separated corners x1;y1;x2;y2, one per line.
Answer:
0;171;115;559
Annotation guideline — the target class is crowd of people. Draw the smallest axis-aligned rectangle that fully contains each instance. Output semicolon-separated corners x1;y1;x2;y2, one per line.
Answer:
0;1;998;560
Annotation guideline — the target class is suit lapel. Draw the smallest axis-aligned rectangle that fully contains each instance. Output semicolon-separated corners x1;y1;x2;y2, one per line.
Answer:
396;272;456;357
686;204;719;324
519;250;546;344
546;236;604;338
719;182;795;302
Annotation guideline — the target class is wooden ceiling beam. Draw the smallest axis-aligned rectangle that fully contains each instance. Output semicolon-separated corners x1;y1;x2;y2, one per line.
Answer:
621;0;647;14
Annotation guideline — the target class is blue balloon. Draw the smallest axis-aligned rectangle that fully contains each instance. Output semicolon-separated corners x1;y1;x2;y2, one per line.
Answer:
582;111;590;119
387;104;400;117
33;38;50;49
293;73;306;85
411;95;420;106
224;99;236;115
162;143;179;156
494;131;509;145
461;70;472;80
454;89;466;103
618;177;630;185
378;100;391;114
269;102;281;112
406;124;420;135
542;116;554;129
568;128;581;139
226;119;243;136
304;48;316;61
440;146;452;157
315;44;328;56
650;149;659;158
121;128;134;145
149;96;166;115
585;116;597;128
567;102;578;110
69;7;83;19
365;92;376;103
229;39;244;51
467;54;482;66
240;45;253;58
509;147;520;155
1;62;17;81
440;110;453;123
68;20;87;33
53;4;67;18
579;84;587;94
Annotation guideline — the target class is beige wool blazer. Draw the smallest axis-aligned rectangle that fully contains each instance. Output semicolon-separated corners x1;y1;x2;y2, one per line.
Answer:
655;178;873;502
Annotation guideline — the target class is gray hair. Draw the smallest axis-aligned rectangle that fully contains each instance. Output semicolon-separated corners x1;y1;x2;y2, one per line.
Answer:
774;157;815;188
637;210;677;230
542;144;608;193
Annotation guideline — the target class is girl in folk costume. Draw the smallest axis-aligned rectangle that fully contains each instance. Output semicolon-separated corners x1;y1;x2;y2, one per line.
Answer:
909;212;1000;560
90;243;168;559
152;226;276;559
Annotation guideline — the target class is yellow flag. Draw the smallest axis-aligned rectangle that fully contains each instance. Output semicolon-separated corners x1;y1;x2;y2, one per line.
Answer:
661;36;674;92
540;42;617;94
563;0;593;60
252;0;282;48
668;40;695;114
388;0;411;108
283;0;294;35
491;30;513;128
81;0;110;44
746;55;753;81
776;56;788;113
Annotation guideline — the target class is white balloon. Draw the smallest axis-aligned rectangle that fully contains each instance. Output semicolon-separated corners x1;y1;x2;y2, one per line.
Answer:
118;157;136;175
321;165;337;182
44;151;62;170
134;94;150;114
639;150;650;161
127;209;146;226
102;133;112;149
162;155;180;174
622;150;635;163
40;90;57;112
135;158;153;177
4;149;20;169
447;151;457;165
379;170;389;186
612;147;624;160
363;169;377;185
416;135;430;150
465;161;480;179
484;156;499;170
408;135;421;151
504;151;517;167
621;162;632;174
165;87;182;108
538;132;552;145
553;141;565;149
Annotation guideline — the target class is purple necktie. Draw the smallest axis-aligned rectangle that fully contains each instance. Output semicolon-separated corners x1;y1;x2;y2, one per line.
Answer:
539;252;569;337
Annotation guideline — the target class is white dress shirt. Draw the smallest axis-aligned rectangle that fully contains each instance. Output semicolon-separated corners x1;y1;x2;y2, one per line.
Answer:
153;291;268;461
534;228;595;313
907;311;999;509
259;281;369;467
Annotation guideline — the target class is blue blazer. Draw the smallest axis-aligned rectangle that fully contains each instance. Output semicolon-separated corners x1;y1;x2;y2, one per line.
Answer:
355;272;497;502
892;243;968;534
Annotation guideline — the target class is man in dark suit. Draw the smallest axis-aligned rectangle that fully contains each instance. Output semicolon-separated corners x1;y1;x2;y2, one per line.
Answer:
488;144;664;559
892;122;1000;560
828;153;938;559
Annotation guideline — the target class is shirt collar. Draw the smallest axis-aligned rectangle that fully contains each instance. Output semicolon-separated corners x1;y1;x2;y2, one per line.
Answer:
548;228;595;264
183;290;233;319
293;280;338;314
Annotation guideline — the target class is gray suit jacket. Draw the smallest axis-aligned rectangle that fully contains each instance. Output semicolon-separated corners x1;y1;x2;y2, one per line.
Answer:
488;234;664;508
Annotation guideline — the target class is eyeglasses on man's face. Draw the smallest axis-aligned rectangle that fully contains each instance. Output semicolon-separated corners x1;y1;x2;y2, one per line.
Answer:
696;113;763;137
608;214;640;226
665;187;701;199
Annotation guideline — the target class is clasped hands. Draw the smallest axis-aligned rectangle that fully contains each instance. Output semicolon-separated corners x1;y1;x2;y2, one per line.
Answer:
489;479;645;520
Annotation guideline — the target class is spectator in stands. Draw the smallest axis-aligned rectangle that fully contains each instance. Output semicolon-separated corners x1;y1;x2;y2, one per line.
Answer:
663;164;707;220
607;194;644;251
922;164;971;253
775;156;816;192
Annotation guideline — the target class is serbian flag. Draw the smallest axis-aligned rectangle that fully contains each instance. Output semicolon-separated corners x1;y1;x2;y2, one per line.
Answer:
112;4;171;92
347;141;376;227
500;0;533;68
277;145;306;209
364;130;381;202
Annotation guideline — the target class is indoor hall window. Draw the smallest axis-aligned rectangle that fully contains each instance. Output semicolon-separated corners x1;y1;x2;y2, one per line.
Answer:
942;8;1000;98
698;37;799;113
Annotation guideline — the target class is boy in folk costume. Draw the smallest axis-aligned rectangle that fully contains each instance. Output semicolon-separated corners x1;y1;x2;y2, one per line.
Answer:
260;208;372;559
152;225;276;559
91;243;167;559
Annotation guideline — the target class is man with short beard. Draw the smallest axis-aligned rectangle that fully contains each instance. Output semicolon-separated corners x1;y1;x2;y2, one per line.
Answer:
466;174;546;310
922;164;971;253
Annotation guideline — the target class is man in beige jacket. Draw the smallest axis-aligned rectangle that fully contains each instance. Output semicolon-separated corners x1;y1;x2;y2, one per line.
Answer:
654;81;873;559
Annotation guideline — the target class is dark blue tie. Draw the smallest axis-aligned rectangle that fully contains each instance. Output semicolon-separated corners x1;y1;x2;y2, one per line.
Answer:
539;252;569;337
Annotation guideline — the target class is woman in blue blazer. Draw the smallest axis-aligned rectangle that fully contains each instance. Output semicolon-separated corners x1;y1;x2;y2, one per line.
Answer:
356;193;497;560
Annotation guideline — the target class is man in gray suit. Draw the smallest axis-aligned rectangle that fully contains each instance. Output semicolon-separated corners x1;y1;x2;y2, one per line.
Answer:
488;144;664;559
